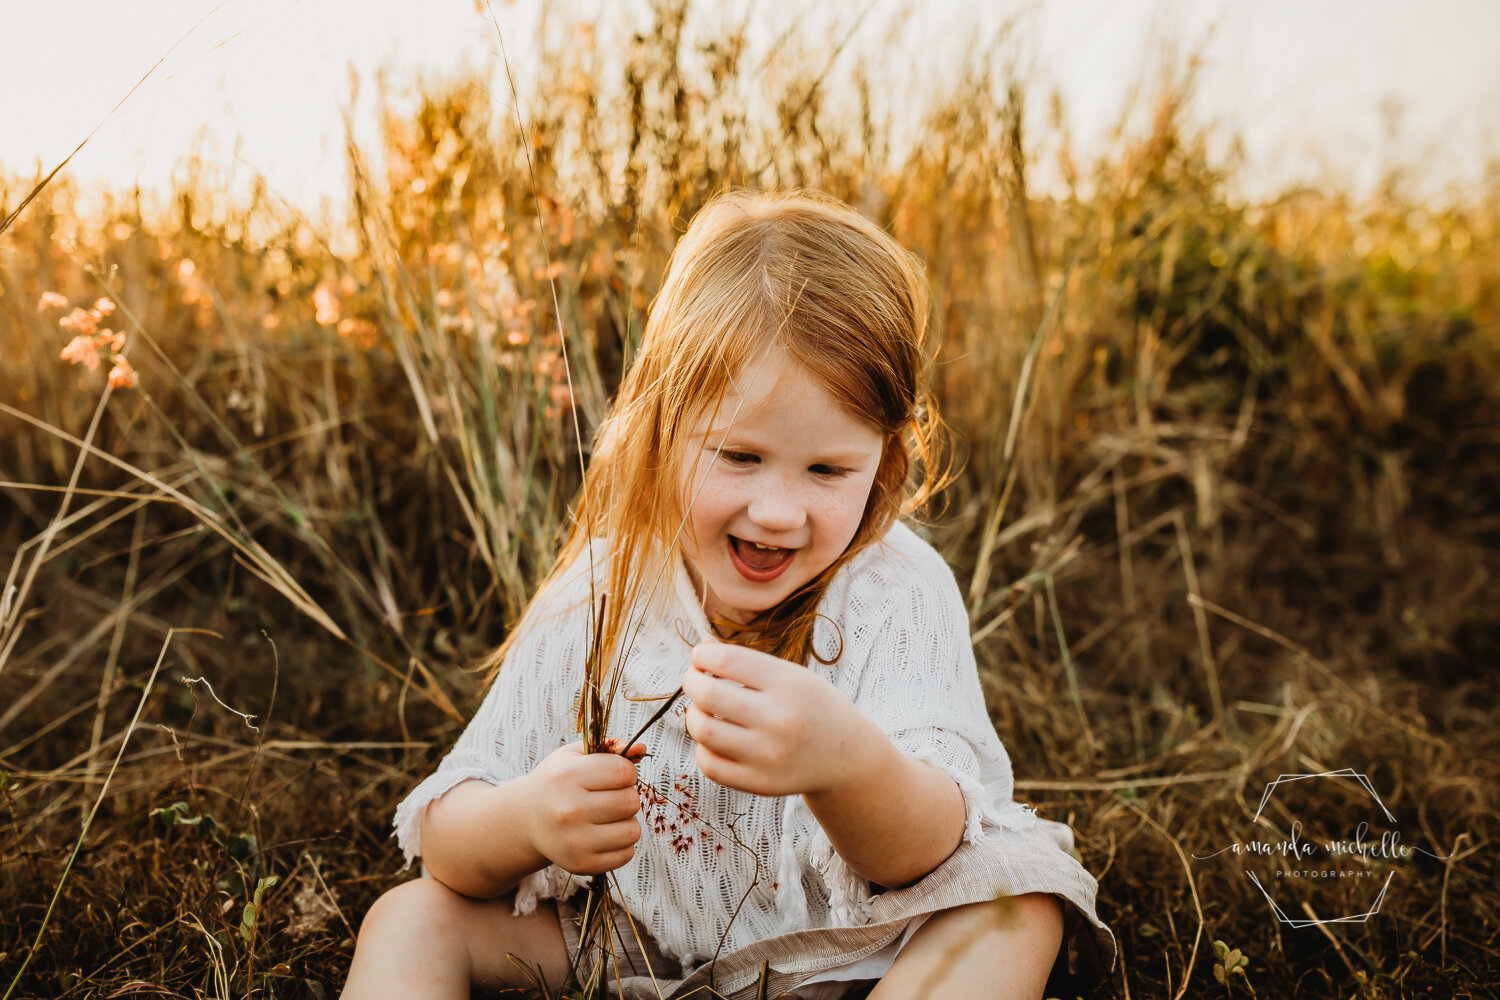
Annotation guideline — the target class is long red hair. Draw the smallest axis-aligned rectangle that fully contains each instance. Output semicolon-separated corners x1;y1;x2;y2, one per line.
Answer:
482;187;952;687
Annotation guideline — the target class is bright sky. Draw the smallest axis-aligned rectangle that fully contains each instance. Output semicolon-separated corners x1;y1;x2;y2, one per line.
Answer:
2;0;1497;219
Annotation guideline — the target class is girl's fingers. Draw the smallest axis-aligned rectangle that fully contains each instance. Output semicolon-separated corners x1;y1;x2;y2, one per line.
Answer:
606;785;643;819
599;738;649;762
579;752;638;790
573;788;639;825
689;640;765;688
692;742;759;793
683;666;757;723
596;844;638;874
597;816;643;851
685;704;755;760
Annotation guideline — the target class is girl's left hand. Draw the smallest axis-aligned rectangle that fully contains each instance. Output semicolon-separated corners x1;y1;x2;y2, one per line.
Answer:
681;639;871;797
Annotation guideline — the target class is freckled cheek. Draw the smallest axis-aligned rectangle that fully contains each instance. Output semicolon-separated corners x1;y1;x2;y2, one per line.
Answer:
809;482;872;553
683;474;737;552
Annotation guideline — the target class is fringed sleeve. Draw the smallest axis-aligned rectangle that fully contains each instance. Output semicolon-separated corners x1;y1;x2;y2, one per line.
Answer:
390;552;596;914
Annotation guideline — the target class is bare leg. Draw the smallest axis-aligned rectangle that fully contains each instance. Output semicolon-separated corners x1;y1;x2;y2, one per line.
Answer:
866;893;1063;1000
341;878;572;1000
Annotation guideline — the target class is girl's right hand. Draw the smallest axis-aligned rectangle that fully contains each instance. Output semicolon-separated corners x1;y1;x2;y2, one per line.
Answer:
520;741;645;876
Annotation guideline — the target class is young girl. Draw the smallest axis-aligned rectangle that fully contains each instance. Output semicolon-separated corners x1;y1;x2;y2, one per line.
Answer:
342;189;1113;1000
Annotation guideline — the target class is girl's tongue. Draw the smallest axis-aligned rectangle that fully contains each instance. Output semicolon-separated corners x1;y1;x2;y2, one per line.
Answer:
731;535;794;572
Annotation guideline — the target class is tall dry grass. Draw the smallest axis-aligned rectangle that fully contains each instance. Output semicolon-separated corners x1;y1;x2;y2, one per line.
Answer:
2;2;1498;997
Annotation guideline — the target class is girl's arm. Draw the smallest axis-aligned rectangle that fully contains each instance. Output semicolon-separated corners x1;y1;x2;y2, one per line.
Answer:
420;777;551;898
419;742;646;899
682;643;965;889
800;718;966;889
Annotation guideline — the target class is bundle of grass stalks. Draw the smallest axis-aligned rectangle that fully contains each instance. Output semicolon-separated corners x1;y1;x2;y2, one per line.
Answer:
2;2;1497;997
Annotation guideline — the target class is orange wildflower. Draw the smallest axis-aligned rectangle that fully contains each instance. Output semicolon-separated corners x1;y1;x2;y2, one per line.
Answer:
37;291;69;312
59;308;98;336
60;335;101;372
93;297;115;316
107;358;138;390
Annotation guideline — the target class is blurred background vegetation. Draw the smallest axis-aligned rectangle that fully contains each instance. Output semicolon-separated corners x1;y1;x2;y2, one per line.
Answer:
1;1;1497;997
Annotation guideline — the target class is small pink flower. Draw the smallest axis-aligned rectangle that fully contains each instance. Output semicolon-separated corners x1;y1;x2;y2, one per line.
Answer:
37;291;69;312
59;308;98;336
107;358;138;390
60;335;101;372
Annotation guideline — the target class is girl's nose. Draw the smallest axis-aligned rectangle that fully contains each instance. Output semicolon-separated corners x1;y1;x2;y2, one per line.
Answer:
746;488;806;533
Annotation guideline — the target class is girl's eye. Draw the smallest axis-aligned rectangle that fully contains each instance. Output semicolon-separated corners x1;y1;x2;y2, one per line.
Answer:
721;450;758;466
810;465;853;480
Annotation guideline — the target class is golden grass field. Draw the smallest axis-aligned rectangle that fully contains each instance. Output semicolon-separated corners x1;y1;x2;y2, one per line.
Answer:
2;4;1498;998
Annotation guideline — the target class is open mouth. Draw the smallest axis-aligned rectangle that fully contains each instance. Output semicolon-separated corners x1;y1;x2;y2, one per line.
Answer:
728;535;796;581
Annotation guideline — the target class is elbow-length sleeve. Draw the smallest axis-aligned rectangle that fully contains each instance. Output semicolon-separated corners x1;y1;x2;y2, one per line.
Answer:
796;526;1114;968
806;539;1037;925
852;554;1023;843
390;564;594;912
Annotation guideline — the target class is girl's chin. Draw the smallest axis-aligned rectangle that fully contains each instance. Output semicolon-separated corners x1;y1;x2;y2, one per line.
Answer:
704;579;789;625
706;585;777;620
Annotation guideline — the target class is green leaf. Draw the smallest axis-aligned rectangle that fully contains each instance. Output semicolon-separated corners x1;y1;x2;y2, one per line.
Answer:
227;832;259;861
151;801;191;827
1213;939;1229;960
151;801;217;834
239;875;279;943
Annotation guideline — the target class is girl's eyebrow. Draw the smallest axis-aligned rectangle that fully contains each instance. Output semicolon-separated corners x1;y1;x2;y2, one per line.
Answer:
699;436;875;465
803;450;875;465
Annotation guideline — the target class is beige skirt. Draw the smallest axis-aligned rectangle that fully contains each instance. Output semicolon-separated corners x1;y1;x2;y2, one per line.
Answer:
555;825;1116;1000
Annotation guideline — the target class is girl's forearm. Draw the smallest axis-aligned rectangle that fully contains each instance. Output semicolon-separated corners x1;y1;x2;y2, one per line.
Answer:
418;777;550;899
801;719;966;890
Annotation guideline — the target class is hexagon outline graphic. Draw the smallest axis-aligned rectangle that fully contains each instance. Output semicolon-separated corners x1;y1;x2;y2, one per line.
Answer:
1246;870;1395;928
1248;768;1398;928
1251;768;1396;825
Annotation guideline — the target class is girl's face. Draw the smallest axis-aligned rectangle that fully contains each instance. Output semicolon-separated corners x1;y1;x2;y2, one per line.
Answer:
676;355;884;627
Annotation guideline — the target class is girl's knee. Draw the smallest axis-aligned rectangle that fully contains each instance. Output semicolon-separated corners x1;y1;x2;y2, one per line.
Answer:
359;876;476;939
996;892;1065;963
1001;892;1064;932
932;894;1064;967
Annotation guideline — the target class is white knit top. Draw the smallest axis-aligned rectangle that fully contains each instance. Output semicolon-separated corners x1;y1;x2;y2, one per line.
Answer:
393;519;1078;973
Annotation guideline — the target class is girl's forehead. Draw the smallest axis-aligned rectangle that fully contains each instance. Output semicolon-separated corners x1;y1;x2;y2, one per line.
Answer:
691;357;812;425
685;357;882;446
